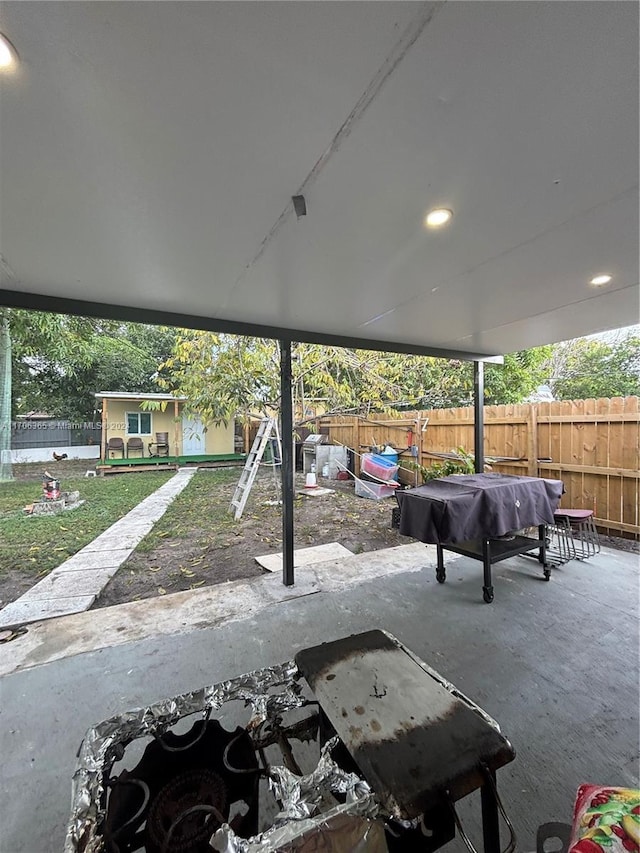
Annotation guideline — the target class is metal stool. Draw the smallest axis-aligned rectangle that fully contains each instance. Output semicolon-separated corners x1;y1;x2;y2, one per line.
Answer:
544;517;577;565
553;509;600;560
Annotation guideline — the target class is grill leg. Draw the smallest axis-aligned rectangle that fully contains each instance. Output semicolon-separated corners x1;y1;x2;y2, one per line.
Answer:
436;543;446;583
539;524;551;580
481;769;501;853
482;539;494;603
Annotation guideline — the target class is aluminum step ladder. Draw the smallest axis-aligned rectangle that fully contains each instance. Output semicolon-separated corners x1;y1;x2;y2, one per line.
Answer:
230;417;281;520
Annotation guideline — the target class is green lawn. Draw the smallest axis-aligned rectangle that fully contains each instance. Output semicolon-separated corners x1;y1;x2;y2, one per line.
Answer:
0;471;174;577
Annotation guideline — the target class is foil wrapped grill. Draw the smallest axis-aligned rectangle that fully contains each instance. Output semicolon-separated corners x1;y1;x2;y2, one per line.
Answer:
65;661;379;853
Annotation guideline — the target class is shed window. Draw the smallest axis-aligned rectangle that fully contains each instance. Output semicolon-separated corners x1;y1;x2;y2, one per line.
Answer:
126;412;152;435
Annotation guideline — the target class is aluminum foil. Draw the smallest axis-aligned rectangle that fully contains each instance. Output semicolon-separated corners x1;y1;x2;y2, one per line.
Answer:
267;737;371;820
210;799;386;853
64;660;302;853
210;737;379;852
273;812;389;853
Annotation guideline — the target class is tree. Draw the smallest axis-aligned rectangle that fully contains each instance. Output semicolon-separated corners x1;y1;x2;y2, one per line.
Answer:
0;308;96;480
485;348;553;404
379;348;552;409
1;310;177;481
0;311;11;481
158;334;407;424
159;331;553;427
13;320;177;421
547;333;640;400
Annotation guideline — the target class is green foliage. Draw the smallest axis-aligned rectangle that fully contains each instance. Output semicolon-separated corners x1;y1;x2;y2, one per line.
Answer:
406;446;477;483
158;334;416;425
385;347;552;409
1;308;99;480
486;348;553;404
12;316;177;420
9;309;97;363
1;309;177;480
374;354;474;409
548;335;640;400
160;332;555;429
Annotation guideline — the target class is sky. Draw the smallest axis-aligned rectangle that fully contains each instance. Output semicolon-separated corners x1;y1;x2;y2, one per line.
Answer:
582;324;639;344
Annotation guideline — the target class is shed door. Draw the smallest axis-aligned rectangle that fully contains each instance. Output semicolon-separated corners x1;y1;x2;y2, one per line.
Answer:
182;415;205;456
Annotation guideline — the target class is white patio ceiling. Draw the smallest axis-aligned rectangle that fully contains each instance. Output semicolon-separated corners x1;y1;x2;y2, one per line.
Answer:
0;1;638;358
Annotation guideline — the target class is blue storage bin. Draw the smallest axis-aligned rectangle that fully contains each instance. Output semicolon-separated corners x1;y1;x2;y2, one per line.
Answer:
361;453;399;481
379;447;400;481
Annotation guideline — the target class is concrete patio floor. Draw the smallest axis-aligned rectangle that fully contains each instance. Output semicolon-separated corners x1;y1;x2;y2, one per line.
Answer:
1;543;638;853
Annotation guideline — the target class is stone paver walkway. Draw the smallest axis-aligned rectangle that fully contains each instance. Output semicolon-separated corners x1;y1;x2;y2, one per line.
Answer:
0;468;197;628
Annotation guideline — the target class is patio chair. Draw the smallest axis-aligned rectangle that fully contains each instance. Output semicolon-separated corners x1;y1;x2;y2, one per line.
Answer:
126;437;144;458
148;432;170;458
106;437;125;459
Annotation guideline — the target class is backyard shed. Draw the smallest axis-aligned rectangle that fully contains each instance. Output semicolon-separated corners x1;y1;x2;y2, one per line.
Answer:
95;392;236;465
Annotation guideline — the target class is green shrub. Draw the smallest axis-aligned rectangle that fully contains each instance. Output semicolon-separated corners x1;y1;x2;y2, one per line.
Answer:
406;446;481;484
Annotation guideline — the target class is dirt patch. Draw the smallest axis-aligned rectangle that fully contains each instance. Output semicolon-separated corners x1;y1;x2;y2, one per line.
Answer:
599;534;639;554
94;468;638;609
94;470;404;608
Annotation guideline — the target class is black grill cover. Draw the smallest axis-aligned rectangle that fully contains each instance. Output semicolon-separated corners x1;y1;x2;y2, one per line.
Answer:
396;473;564;544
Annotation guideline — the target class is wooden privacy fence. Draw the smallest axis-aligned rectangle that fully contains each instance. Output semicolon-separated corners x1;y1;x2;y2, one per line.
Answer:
314;397;640;538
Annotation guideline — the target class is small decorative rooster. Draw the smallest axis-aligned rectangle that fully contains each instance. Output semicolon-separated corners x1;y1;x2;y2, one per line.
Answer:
52;452;68;462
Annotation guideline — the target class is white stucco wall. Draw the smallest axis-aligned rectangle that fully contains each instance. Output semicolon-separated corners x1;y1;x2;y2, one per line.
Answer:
2;446;101;464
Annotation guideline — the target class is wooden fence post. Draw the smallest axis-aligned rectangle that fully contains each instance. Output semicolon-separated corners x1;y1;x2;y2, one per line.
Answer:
527;404;538;477
415;414;422;486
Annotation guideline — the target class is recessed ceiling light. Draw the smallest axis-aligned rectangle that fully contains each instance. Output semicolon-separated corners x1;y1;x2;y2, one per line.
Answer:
424;208;453;228
589;274;612;287
0;33;17;70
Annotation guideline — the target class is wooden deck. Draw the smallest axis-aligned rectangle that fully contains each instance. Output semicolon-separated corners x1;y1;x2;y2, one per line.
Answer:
96;453;246;475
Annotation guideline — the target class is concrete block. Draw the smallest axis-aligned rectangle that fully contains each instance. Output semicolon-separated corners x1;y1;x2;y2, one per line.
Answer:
56;549;133;572
296;487;335;497
0;595;96;628
255;542;353;572
31;500;66;515
258;573;321;602
82;528;154;551
30;494;84;516
19;570;116;601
